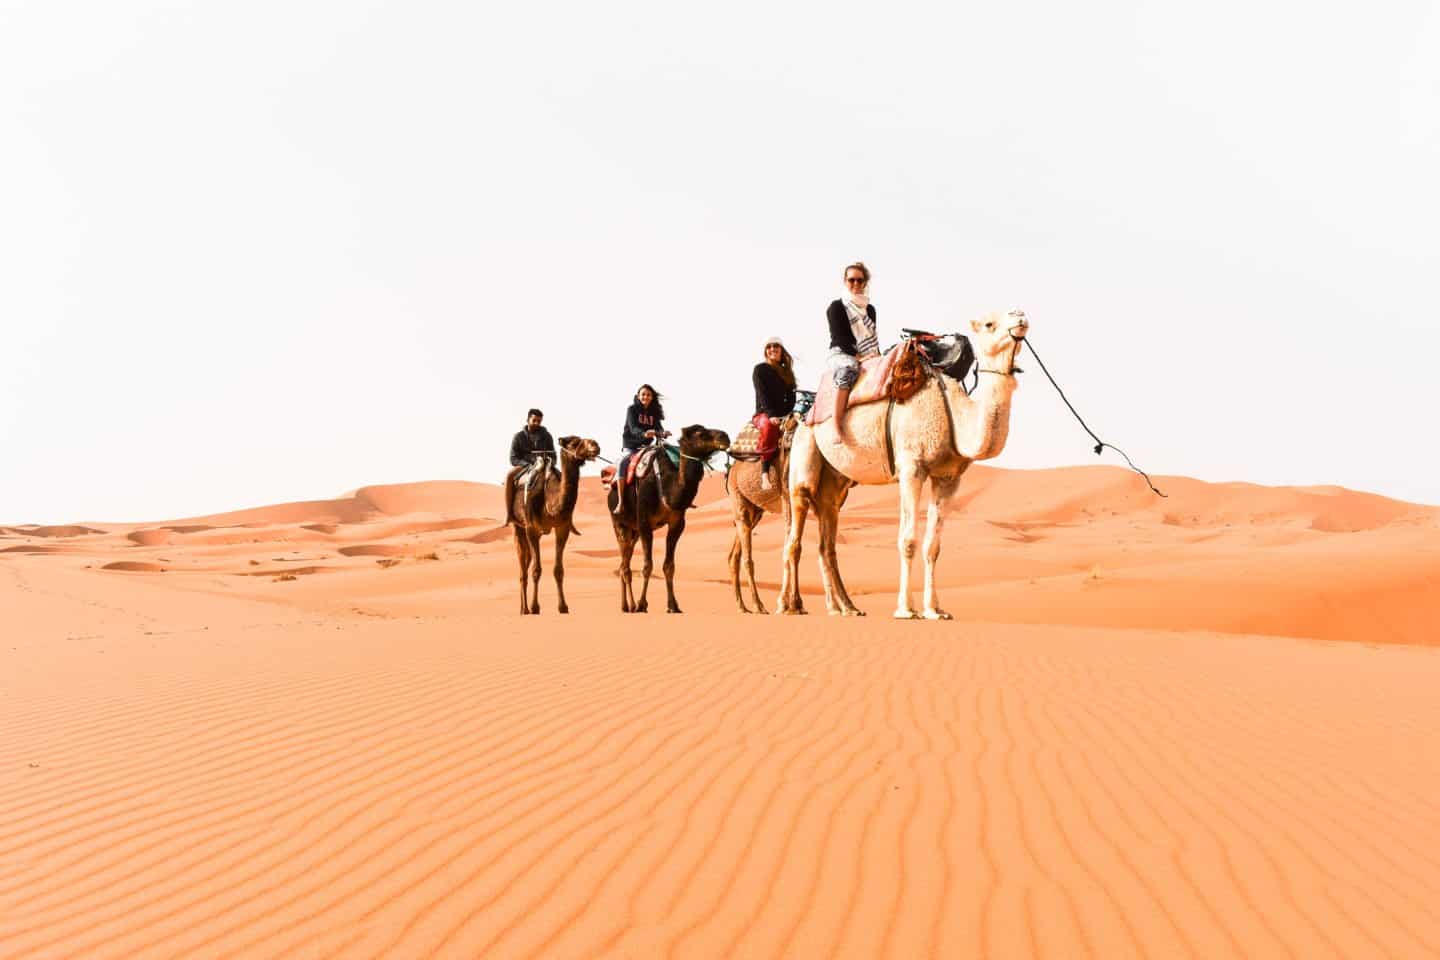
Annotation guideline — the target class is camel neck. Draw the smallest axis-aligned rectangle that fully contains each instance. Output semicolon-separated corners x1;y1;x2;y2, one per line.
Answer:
657;449;706;511
551;450;583;519
949;368;1018;461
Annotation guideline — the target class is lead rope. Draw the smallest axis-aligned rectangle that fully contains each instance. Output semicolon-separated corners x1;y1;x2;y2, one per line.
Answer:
1020;336;1167;498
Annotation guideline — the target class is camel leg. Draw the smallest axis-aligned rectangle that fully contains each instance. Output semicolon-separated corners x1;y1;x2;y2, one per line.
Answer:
728;533;748;613
777;425;822;615
615;524;637;612
514;526;532;615
740;505;768;615
662;517;685;614
778;489;812;615
527;531;543;615
815;503;841;615
729;485;750;613
922;475;960;620
894;466;926;620
636;526;655;613
553;524;572;614
815;469;862;616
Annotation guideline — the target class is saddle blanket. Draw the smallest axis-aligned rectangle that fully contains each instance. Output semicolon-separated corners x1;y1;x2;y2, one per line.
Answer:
729;413;800;460
601;445;678;488
806;345;904;426
728;420;763;458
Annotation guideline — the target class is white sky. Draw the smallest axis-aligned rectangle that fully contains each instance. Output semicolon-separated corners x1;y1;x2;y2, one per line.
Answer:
2;0;1437;523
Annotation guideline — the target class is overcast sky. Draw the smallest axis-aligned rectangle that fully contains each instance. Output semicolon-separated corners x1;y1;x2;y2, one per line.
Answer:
3;0;1437;523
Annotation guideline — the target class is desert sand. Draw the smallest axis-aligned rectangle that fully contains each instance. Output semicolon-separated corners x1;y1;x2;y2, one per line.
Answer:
3;465;1439;958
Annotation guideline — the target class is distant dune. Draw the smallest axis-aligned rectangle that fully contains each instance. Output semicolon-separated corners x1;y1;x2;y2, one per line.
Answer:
3;465;1439;957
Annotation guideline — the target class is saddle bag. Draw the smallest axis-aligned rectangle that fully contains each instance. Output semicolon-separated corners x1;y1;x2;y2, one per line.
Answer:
901;328;975;382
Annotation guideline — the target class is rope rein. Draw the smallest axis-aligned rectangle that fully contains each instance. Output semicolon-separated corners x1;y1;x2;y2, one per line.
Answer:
1018;335;1167;498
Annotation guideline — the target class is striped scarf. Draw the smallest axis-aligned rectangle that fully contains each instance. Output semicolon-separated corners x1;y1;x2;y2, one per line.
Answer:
845;299;879;358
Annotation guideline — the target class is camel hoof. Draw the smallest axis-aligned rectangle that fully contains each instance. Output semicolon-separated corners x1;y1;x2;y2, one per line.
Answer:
667;607;682;614
775;607;807;616
893;609;920;620
845;608;867;617
753;604;769;615
557;605;569;615
923;609;952;621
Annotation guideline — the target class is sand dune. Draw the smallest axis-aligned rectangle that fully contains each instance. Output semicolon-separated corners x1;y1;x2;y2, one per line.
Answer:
3;466;1438;958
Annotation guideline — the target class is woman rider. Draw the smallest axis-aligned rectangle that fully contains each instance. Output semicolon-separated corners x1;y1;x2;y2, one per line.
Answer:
613;383;669;514
826;261;878;436
751;337;796;487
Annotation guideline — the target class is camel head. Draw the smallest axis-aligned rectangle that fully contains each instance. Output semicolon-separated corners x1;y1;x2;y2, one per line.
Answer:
676;424;731;461
557;435;602;463
969;309;1029;370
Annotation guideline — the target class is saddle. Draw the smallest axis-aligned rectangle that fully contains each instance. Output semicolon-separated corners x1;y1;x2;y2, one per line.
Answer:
728;413;803;462
508;455;557;525
600;445;678;489
806;341;921;426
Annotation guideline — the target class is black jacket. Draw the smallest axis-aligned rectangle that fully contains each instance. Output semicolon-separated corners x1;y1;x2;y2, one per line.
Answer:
622;401;664;450
752;363;796;418
509;426;556;467
827;299;878;356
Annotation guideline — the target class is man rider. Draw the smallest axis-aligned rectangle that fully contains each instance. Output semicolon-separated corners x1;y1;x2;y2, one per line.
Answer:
504;408;556;525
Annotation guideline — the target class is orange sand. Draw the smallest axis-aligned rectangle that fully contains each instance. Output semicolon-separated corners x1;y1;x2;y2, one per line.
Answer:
3;466;1439;957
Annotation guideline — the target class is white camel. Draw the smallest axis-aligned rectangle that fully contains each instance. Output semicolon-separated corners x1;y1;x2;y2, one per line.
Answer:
777;309;1029;618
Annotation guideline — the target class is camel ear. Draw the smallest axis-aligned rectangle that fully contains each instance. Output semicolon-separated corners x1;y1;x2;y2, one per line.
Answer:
558;435;578;447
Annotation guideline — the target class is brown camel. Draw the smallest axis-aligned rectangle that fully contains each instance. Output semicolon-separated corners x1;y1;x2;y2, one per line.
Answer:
510;435;602;615
609;424;731;613
725;414;802;614
778;310;1030;618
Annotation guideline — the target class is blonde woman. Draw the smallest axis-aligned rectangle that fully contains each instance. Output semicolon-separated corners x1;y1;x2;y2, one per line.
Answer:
825;261;878;432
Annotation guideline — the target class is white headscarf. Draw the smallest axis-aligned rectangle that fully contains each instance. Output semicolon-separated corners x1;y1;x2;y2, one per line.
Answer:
844;285;870;320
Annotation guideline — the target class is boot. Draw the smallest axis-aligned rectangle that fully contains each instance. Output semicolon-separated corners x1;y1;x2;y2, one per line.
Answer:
833;387;852;438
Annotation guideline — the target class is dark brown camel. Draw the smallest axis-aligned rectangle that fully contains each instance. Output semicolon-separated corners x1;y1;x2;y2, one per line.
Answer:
510;435;601;615
608;424;730;613
725;414;801;614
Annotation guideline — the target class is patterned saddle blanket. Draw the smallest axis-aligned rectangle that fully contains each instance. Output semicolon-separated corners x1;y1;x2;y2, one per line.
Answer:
729;413;803;461
600;445;679;488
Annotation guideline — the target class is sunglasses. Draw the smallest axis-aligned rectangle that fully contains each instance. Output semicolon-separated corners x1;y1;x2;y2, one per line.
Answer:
845;276;866;284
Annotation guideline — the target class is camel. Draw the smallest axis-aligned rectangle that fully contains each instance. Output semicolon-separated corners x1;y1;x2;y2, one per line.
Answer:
510;435;602;615
725;414;802;614
609;424;731;613
777;309;1030;619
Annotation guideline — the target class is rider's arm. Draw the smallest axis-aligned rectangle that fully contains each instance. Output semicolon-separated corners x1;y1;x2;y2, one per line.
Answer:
622;406;649;449
827;300;857;355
